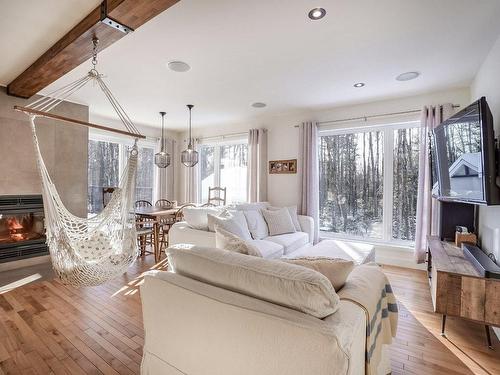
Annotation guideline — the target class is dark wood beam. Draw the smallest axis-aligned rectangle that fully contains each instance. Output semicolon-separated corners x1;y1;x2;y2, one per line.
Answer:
7;0;180;99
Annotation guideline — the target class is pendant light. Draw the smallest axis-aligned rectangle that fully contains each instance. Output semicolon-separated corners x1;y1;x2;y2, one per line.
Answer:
154;111;171;168
181;104;199;167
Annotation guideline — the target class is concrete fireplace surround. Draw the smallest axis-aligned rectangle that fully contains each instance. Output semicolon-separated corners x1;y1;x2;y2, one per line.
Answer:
0;86;89;269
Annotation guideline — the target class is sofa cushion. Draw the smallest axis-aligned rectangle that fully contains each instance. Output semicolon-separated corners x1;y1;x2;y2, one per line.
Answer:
166;245;340;318
215;227;261;257
248;240;284;259
269;205;301;232
234;202;269;211
243;210;269;240
283;257;355;291
208;211;252;240
265;232;309;254
262;208;296;236
183;207;223;231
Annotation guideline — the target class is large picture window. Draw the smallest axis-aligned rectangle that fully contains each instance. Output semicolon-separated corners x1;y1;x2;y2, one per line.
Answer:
319;122;420;244
87;133;156;215
199;140;248;204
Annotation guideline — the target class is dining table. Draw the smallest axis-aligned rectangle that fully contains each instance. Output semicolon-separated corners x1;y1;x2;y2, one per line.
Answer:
134;206;180;262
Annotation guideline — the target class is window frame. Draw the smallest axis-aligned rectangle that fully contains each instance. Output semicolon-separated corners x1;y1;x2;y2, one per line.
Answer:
88;130;158;206
318;120;420;247
197;136;249;204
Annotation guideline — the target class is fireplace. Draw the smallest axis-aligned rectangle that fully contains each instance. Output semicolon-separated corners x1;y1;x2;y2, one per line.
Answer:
0;195;48;263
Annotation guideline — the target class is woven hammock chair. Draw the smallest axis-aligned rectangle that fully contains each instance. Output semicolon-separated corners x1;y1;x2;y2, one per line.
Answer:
17;39;144;287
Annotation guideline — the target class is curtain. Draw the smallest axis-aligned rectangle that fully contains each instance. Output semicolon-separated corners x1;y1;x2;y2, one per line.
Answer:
247;128;268;202
182;138;199;203
155;138;176;203
298;122;320;244
414;103;454;262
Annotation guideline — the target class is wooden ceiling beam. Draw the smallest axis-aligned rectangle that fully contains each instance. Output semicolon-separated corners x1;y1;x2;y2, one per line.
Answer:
7;0;180;99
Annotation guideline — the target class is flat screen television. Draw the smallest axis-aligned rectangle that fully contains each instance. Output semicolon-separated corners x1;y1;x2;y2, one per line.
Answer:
431;97;500;205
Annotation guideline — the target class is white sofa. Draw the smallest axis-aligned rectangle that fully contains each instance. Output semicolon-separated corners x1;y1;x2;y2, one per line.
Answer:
169;214;314;258
140;247;391;375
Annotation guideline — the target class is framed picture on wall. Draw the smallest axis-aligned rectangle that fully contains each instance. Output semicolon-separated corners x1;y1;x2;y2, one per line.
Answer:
269;159;297;174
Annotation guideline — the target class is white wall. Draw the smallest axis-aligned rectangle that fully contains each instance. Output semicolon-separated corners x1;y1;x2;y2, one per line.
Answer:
471;34;500;263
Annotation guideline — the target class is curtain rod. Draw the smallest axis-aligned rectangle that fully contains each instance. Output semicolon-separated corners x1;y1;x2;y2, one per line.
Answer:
194;130;252;142
293;104;461;128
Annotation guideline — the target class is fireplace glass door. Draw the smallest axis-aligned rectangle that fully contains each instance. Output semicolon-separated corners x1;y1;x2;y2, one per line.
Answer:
0;212;45;245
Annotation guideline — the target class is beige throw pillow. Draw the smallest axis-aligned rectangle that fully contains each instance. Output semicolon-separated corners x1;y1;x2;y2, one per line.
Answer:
283;257;355;291
215;227;262;257
269;205;301;231
261;208;296;236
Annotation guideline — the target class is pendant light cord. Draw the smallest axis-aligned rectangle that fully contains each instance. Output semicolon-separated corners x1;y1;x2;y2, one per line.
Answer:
160;112;166;152
187;104;194;149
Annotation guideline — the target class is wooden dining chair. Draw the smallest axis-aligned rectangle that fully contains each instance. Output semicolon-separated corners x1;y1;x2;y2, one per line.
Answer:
208;187;227;206
155;199;175;252
155;199;173;208
174;203;196;223
135;200;154;256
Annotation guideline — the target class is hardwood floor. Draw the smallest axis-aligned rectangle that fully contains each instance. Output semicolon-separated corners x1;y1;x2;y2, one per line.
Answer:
0;258;498;374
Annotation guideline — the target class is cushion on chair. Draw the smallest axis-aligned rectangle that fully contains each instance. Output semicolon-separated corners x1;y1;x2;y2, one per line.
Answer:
208;211;252;240
261;208;296;236
265;232;309;254
183;207;224;231
282;257;355;291
247;240;284;258
215;227;261;257
269;205;301;232
166;245;340;318
242;210;269;240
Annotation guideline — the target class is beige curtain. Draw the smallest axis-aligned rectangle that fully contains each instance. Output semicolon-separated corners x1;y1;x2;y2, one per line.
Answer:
298;122;320;244
247;128;268;202
414;103;454;263
182;138;199;204
155;138;176;203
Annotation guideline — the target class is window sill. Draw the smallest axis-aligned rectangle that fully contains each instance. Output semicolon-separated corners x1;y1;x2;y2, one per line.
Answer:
319;231;415;252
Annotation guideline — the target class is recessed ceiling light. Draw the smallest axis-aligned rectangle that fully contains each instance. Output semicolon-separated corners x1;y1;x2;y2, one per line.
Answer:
353;82;365;88
396;71;420;81
167;61;191;72
252;102;266;108
308;8;326;20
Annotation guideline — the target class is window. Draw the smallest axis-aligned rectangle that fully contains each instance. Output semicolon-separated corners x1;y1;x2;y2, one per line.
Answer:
87;133;157;215
198;140;248;204
319;122;420;244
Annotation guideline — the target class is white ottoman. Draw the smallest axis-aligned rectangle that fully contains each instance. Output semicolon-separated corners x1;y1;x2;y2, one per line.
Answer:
284;239;375;265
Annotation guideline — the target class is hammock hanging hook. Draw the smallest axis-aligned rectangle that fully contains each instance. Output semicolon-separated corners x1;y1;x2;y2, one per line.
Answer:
91;37;99;69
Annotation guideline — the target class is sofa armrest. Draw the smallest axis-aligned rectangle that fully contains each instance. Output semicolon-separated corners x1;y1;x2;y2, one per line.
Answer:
169;221;216;247
297;215;314;244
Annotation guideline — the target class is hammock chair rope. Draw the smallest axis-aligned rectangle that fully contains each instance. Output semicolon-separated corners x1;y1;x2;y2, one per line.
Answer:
22;38;142;287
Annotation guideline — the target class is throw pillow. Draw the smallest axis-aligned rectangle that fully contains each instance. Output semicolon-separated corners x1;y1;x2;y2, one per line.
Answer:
261;208;296;236
235;202;269;211
283;257;355;291
269;205;301;231
208;210;252;240
183;207;223;231
215;227;261;257
242;210;269;240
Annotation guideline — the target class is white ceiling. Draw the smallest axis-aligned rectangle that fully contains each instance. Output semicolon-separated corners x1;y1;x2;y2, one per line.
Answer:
2;0;500;131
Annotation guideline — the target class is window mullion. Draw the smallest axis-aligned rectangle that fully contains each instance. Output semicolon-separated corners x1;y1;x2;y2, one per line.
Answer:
382;128;394;242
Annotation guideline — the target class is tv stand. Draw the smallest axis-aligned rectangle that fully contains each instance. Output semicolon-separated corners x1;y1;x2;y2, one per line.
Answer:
427;236;500;349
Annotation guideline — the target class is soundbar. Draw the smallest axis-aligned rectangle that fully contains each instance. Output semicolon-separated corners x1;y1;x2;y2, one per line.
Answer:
462;244;500;279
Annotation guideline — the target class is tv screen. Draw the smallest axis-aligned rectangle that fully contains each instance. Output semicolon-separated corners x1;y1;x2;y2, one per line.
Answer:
432;97;499;205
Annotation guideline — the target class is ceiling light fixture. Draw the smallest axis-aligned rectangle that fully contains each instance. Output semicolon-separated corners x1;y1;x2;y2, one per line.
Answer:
308;7;326;20
252;102;267;108
154;111;171;168
167;60;191;72
353;82;365;88
396;71;420;81
181;104;199;167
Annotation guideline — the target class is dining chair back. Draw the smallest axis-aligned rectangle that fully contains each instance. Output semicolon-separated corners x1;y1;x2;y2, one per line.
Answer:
155;199;173;208
208;187;227;206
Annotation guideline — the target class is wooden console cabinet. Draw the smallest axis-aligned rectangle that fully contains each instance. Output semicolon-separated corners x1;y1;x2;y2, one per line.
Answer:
427;236;500;348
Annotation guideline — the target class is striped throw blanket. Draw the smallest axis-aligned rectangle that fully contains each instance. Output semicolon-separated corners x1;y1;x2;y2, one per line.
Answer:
337;263;398;375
